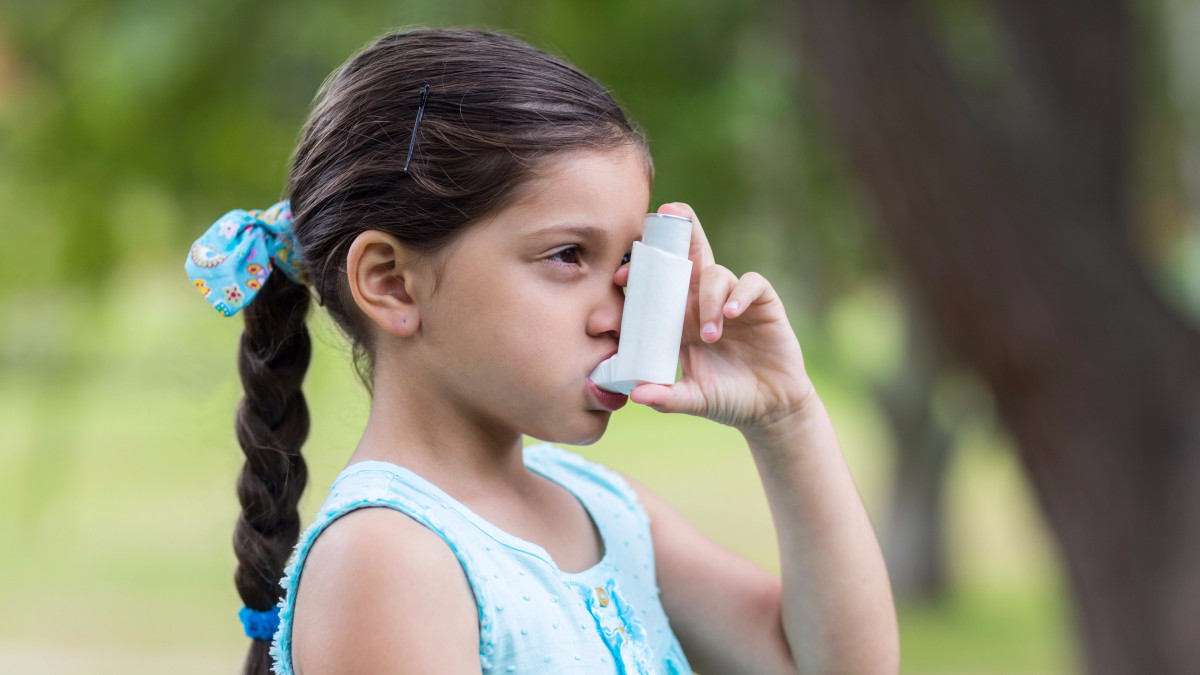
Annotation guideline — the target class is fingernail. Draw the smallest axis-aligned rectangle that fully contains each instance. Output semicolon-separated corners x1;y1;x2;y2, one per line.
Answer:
702;322;717;337
726;300;739;313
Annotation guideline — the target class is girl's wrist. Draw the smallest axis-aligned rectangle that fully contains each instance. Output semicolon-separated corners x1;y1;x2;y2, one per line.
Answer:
736;377;821;446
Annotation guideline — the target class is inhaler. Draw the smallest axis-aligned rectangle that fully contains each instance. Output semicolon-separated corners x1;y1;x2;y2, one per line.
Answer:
589;213;694;395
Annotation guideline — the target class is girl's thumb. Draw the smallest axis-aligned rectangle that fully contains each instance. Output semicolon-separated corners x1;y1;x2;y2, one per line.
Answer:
630;383;676;412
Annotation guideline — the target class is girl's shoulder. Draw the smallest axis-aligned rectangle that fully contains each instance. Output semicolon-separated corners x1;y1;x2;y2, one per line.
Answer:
272;463;491;675
287;506;481;674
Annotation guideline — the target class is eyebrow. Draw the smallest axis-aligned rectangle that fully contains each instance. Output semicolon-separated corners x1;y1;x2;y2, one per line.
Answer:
528;223;609;244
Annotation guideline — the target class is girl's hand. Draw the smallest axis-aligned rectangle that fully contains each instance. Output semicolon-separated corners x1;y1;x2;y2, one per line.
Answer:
617;202;815;434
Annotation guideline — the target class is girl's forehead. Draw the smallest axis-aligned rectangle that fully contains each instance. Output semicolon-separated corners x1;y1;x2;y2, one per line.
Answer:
484;149;652;237
531;146;646;194
469;212;645;253
492;205;649;247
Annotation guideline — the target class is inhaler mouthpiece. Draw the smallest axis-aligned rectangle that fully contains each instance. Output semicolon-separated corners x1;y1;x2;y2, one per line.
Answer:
589;213;694;395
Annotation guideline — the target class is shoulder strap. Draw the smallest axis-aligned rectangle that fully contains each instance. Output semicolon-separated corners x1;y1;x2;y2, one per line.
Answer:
523;442;650;530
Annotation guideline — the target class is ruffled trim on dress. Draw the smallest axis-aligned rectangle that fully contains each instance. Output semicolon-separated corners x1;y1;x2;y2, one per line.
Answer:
578;576;656;675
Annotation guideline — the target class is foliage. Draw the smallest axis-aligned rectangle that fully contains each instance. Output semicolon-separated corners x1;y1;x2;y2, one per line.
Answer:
0;0;875;330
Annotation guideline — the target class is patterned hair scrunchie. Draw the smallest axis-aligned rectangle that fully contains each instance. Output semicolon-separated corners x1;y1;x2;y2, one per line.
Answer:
184;200;310;316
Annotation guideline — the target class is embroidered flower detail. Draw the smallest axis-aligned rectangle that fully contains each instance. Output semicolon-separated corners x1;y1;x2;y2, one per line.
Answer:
193;279;211;297
189;242;228;268
224;283;245;306
218;217;240;239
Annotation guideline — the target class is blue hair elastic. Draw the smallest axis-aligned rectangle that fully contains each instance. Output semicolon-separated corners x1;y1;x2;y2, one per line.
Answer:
239;605;281;641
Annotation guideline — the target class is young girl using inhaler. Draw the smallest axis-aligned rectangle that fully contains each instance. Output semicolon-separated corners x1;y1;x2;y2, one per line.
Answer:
185;28;898;675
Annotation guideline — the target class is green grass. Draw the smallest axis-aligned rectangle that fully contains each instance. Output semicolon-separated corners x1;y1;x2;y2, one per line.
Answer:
0;265;1078;673
898;573;1078;674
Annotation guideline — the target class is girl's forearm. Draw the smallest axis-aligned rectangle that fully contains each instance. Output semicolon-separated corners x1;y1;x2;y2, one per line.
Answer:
741;388;901;675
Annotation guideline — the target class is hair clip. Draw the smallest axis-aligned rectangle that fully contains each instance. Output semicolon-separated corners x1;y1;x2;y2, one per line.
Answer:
403;83;431;173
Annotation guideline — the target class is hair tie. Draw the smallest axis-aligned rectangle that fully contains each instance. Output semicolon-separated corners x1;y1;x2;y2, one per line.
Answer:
239;605;281;642
184;200;311;316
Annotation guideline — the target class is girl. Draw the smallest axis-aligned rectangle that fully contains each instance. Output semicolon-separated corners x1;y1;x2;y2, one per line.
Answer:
185;28;898;675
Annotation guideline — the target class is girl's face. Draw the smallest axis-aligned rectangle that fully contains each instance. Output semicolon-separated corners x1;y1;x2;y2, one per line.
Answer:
414;146;651;445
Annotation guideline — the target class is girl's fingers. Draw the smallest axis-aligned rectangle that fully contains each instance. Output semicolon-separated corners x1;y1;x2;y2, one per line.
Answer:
614;263;630;288
656;202;715;285
698;264;739;343
722;272;773;321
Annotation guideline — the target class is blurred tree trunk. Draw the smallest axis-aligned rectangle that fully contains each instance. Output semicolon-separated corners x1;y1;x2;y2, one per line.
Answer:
783;1;1200;673
875;287;953;601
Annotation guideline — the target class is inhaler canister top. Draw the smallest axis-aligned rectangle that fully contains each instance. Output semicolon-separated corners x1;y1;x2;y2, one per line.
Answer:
643;213;693;258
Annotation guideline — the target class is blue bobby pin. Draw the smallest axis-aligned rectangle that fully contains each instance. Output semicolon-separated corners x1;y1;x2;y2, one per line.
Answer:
239;605;281;641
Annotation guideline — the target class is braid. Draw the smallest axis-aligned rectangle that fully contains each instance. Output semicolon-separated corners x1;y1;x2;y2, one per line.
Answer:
232;272;312;675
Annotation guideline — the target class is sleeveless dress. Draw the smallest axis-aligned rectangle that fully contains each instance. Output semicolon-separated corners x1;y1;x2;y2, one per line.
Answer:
269;442;694;674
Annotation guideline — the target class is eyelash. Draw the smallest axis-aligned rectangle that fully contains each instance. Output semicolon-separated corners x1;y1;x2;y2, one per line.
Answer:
547;246;632;268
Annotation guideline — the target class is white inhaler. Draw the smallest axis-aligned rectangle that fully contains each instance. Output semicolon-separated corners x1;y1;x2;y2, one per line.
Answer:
589;213;694;394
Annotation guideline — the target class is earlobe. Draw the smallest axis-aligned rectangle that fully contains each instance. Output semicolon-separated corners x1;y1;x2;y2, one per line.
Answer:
346;230;422;338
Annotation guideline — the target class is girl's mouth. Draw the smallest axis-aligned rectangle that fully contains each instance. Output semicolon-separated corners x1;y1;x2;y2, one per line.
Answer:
586;377;628;411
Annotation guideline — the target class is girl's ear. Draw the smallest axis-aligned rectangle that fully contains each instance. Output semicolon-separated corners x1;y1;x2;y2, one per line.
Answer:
345;230;426;338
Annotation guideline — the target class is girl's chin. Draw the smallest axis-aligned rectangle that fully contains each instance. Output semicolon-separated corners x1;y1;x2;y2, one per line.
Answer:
532;416;611;447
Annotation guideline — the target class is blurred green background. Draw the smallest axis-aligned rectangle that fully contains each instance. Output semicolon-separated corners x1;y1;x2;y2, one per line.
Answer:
3;0;1198;673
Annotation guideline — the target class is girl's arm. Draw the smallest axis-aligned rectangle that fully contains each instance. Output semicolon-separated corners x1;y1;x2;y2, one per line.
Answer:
741;388;900;674
624;387;899;675
623;202;900;674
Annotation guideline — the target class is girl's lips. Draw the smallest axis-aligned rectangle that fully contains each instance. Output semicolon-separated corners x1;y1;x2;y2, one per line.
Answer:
587;377;628;411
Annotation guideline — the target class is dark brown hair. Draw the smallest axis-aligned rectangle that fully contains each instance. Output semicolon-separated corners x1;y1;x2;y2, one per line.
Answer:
232;27;651;674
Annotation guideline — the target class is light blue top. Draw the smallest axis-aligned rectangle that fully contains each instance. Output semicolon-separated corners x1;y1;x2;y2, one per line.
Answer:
270;442;693;674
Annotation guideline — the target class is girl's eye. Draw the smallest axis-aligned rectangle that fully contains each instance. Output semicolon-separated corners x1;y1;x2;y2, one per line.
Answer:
545;246;632;268
547;245;584;267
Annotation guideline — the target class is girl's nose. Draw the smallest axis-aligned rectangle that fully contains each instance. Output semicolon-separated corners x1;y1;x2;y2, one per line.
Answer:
588;269;627;338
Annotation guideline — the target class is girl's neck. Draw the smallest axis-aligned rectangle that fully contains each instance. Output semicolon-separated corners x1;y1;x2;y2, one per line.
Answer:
347;371;532;500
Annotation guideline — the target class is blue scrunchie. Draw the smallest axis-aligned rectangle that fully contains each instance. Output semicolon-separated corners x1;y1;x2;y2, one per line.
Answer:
184;200;310;316
239;605;281;641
